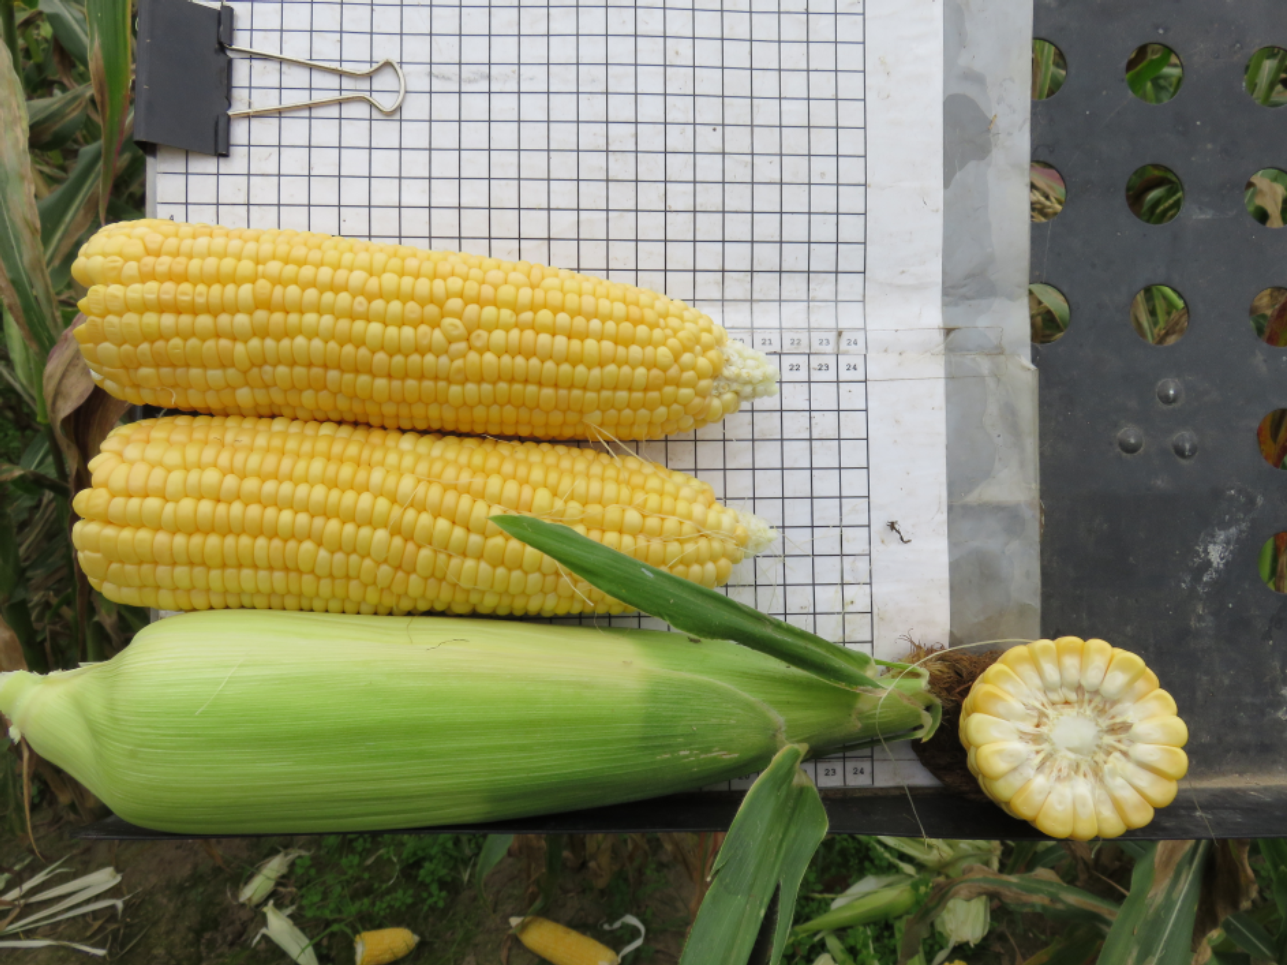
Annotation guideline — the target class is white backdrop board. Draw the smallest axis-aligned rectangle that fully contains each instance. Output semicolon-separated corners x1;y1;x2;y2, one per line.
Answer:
148;0;960;789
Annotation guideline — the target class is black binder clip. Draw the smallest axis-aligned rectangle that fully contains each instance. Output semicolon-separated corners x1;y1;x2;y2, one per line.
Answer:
135;0;406;157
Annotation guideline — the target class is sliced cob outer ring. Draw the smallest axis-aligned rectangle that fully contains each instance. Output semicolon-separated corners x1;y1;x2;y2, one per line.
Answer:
71;414;775;618
958;637;1188;840
71;219;778;441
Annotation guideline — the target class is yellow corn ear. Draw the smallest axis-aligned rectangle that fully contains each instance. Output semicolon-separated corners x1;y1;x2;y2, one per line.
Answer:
353;928;419;965
71;219;778;440
511;917;620;965
71;414;775;616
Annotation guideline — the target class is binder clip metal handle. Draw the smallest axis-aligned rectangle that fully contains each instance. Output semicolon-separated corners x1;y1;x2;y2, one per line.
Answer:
223;45;406;119
135;0;407;157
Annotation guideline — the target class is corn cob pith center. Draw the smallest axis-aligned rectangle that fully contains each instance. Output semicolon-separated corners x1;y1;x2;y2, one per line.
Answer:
72;219;778;440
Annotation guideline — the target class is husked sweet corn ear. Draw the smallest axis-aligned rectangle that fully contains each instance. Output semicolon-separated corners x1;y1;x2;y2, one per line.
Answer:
510;917;620;965
959;637;1188;840
71;219;778;440
71;414;774;616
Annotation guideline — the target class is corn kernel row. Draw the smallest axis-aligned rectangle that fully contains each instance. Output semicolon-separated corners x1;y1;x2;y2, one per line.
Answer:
72;220;778;440
71;415;775;617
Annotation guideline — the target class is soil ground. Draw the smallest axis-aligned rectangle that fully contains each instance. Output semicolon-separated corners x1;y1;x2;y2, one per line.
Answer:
0;804;700;965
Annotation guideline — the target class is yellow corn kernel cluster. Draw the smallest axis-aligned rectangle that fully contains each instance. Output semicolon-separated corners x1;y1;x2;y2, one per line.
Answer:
511;917;620;965
960;637;1188;840
71;415;774;617
353;928;419;965
71;220;777;441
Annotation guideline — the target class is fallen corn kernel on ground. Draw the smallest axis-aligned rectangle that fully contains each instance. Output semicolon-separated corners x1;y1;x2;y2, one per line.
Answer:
510;917;620;965
71;414;775;616
72;219;778;440
959;637;1188;840
353;928;419;965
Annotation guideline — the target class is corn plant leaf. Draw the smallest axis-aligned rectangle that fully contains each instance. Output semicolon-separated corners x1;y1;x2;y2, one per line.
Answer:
897;866;1118;964
1097;840;1210;965
1017;924;1103;965
38;140;102;267
2;305;39;411
43;313;128;493
0;42;61;375
678;743;828;965
43;313;96;428
492;515;884;690
1258;838;1287;919
39;0;90;66
1220;912;1275;961
27;83;91;149
85;0;132;224
475;833;513;905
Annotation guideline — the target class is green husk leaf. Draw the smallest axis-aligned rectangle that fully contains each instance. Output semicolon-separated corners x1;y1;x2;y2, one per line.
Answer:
238;850;308;907
253;902;318;965
1097;840;1210;965
0;41;60;372
39;0;89;66
0;939;106;955
0;611;884;834
792;875;926;938
678;743;828;965
491;515;883;691
85;0;132;224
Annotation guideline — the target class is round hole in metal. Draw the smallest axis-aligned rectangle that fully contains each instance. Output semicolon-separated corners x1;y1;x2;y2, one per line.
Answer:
1126;165;1184;225
1032;40;1067;100
1130;285;1188;345
1245;47;1287;108
1030;283;1070;344
1250;288;1287;345
1258;411;1287;471
1246;169;1287;228
1126;44;1184;104
1259;533;1287;593
1031;162;1065;222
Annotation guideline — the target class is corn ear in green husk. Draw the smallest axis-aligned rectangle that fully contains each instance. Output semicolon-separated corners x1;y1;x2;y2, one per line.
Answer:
0;610;937;834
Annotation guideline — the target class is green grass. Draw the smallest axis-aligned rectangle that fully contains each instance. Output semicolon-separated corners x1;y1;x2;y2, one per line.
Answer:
291;833;484;933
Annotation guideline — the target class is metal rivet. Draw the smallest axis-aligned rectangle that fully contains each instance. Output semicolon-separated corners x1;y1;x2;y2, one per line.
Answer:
1172;431;1198;459
1117;427;1144;454
1156;378;1182;405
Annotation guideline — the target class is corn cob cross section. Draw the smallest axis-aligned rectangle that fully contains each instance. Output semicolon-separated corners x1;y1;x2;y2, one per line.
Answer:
71;220;778;440
960;637;1188;840
71;415;774;617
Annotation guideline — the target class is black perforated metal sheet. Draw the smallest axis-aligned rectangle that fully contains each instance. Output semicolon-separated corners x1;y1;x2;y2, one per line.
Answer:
1033;0;1287;834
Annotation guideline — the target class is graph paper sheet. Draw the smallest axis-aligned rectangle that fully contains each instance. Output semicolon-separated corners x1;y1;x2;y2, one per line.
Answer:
149;0;948;789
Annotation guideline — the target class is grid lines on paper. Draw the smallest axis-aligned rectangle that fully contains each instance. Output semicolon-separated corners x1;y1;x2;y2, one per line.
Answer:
150;0;904;789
